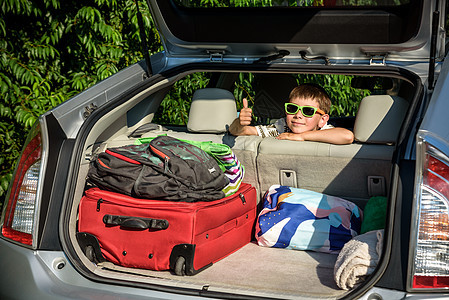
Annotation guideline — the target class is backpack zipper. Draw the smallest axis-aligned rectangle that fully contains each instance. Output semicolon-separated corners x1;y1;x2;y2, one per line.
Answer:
105;149;141;165
150;145;170;173
164;156;169;173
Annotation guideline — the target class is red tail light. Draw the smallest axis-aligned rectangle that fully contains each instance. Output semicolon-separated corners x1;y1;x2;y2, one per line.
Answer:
412;136;449;289
1;125;42;246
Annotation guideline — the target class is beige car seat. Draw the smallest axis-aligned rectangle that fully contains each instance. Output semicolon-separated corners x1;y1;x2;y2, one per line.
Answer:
187;88;237;133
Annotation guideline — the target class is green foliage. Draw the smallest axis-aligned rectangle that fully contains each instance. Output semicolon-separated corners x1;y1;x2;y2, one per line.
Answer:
234;73;255;109
154;73;211;125
0;0;161;202
297;74;370;117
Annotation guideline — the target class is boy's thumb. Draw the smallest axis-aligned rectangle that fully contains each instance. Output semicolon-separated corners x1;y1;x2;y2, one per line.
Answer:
242;98;249;108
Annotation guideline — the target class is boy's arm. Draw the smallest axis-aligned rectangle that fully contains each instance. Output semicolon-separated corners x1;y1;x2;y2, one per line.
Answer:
229;118;258;136
229;98;258;136
277;127;354;145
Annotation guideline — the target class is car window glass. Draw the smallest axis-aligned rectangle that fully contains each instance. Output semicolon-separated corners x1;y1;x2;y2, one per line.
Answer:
152;72;375;126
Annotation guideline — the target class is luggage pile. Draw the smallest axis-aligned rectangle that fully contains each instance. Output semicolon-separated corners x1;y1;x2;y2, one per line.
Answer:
77;135;378;281
77;136;256;275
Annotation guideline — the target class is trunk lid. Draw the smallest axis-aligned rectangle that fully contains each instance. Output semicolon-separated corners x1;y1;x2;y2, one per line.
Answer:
146;0;445;64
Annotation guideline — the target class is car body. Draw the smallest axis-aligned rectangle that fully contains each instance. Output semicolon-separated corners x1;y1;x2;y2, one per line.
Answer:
2;0;449;299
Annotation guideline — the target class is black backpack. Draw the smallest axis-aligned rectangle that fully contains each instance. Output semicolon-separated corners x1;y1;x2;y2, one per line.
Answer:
87;136;229;201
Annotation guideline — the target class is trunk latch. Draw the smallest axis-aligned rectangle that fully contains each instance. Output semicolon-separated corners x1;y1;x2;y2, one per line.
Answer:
83;103;98;119
208;50;225;62
368;54;388;66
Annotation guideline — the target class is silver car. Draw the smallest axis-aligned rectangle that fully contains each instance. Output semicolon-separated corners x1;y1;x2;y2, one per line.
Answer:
1;0;449;299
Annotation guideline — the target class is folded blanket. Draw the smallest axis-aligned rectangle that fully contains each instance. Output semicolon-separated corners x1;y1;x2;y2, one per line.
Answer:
334;230;384;290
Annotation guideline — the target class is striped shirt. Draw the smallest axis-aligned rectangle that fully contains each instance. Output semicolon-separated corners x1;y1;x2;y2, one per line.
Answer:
255;118;334;138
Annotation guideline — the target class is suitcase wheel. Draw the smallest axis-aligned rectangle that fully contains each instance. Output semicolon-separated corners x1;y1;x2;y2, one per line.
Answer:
85;245;96;262
76;232;106;264
174;256;186;276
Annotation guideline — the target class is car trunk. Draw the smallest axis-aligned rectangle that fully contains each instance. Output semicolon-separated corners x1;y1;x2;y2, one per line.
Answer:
91;242;344;299
64;64;422;299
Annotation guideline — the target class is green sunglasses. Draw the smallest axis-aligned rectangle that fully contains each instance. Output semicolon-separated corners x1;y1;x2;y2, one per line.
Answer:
284;103;325;117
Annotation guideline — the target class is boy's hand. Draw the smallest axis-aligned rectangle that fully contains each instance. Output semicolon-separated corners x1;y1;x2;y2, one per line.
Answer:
276;132;304;141
229;98;258;136
276;128;354;145
239;98;252;126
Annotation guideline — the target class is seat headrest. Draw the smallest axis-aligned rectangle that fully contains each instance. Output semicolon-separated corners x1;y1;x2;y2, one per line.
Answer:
187;88;237;133
354;95;408;144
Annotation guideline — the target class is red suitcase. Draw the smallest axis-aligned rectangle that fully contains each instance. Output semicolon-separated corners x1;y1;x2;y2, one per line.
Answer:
77;183;257;275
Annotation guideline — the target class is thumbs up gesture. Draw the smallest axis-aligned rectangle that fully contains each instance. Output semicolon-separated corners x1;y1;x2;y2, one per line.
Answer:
239;98;252;126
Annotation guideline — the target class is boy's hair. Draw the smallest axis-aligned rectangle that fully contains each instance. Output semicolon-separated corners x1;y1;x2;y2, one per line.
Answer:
289;83;332;114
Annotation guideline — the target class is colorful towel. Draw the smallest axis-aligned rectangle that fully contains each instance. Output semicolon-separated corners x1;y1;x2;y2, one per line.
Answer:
137;137;245;197
256;185;362;253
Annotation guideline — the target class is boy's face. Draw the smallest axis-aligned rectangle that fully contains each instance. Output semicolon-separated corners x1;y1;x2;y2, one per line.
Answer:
285;97;329;134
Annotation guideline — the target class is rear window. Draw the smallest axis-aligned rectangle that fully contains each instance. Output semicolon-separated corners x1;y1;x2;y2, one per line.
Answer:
155;0;422;45
153;72;376;126
174;0;411;8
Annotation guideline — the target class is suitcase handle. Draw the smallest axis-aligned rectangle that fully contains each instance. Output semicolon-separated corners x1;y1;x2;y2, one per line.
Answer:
103;214;169;230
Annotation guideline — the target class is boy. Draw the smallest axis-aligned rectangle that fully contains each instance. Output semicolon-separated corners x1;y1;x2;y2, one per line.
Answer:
229;83;354;145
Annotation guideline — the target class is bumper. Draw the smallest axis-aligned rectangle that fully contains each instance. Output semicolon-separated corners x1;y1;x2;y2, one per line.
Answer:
3;237;448;300
0;238;197;300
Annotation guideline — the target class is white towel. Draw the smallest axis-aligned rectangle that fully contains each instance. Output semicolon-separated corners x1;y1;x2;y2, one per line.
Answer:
334;230;384;290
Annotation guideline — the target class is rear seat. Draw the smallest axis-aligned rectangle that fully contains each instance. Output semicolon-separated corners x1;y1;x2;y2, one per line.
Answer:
256;95;409;205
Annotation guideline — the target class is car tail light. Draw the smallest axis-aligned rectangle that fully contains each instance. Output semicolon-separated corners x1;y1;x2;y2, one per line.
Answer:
412;136;449;289
1;124;42;247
